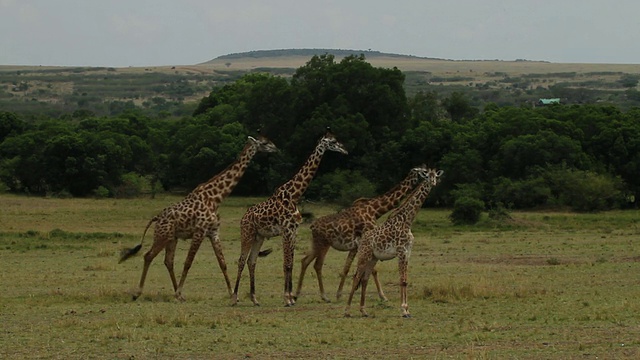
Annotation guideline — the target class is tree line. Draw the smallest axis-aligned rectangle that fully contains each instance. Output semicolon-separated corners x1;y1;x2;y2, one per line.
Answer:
1;54;638;212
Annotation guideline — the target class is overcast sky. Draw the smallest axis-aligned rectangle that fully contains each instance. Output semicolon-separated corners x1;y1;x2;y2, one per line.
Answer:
1;0;639;67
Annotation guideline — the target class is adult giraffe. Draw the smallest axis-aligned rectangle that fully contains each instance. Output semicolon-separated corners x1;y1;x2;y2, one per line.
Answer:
345;167;443;318
295;165;430;303
119;134;277;301
231;129;348;307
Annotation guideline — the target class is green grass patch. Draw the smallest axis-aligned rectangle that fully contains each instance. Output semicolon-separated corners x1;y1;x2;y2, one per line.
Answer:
1;194;639;359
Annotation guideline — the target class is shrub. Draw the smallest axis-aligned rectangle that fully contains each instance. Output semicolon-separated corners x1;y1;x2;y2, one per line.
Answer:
545;168;624;212
112;172;153;198
492;176;551;209
488;202;512;221
93;186;110;198
449;196;485;225
307;169;376;206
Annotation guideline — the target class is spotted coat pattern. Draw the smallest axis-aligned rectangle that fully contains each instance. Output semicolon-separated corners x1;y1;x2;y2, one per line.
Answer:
345;168;443;318
121;136;277;301
231;131;348;307
295;165;430;302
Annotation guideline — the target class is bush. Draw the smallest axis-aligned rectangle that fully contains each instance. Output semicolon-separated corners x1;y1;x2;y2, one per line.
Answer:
449;196;485;225
545;168;624;212
488;202;512;221
93;186;110;198
307;169;377;206
492;176;551;209
112;172;153;198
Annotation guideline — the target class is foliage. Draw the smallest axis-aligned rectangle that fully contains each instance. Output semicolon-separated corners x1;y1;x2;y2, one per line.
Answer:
544;168;624;212
1;56;640;210
449;184;485;225
306;169;377;206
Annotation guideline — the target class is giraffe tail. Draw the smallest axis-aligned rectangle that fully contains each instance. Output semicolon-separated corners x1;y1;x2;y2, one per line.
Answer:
119;216;156;263
258;248;273;257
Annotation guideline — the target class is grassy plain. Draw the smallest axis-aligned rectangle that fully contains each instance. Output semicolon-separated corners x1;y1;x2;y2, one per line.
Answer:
3;54;639;114
1;194;640;359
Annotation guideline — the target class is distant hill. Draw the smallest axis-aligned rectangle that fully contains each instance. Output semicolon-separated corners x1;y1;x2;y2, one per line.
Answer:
203;48;439;63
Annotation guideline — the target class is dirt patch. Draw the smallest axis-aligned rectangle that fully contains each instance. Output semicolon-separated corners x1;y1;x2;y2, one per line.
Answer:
466;254;584;266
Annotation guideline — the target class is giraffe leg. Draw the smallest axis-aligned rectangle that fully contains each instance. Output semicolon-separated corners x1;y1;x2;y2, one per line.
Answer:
358;268;372;317
336;249;357;301
247;235;266;306
231;223;259;306
163;239;179;292
312;244;332;302
295;250;316;301
372;266;388;301
345;253;373;317
209;230;232;296
344;265;363;317
295;239;331;302
282;231;297;306
399;256;411;318
174;232;205;302
133;233;167;300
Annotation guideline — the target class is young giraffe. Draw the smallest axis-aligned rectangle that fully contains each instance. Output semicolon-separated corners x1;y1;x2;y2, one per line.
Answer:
295;165;430;303
231;130;348;307
119;135;277;301
345;168;443;318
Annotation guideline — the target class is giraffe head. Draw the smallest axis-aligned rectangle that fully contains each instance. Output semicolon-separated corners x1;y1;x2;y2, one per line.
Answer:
318;130;349;155
408;164;430;182
424;168;444;187
248;135;278;153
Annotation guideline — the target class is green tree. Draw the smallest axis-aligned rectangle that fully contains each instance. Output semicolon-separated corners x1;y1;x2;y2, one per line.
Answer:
442;92;478;122
0;112;26;142
408;90;445;124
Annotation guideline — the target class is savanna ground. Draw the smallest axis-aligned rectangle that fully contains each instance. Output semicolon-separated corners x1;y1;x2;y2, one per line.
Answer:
3;55;639;111
1;194;639;359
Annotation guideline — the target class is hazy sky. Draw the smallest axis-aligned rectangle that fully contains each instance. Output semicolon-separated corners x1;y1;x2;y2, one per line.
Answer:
2;0;640;67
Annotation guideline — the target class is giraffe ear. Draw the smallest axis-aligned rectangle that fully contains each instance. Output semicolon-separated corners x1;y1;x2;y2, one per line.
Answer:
248;136;258;143
436;170;444;177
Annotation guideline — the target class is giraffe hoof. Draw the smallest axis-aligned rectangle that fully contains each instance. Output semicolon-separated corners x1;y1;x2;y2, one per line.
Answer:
402;313;412;318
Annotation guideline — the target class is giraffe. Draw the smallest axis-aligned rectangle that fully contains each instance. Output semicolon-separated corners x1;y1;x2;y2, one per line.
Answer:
344;168;443;318
295;165;430;303
119;134;277;301
231;130;348;307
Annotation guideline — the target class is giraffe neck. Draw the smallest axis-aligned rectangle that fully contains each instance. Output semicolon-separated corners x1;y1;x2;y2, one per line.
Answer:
275;145;325;204
368;172;421;218
191;142;257;205
389;180;433;227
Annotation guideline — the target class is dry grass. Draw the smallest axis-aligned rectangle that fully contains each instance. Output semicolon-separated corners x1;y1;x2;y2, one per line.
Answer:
1;194;640;359
3;55;637;78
